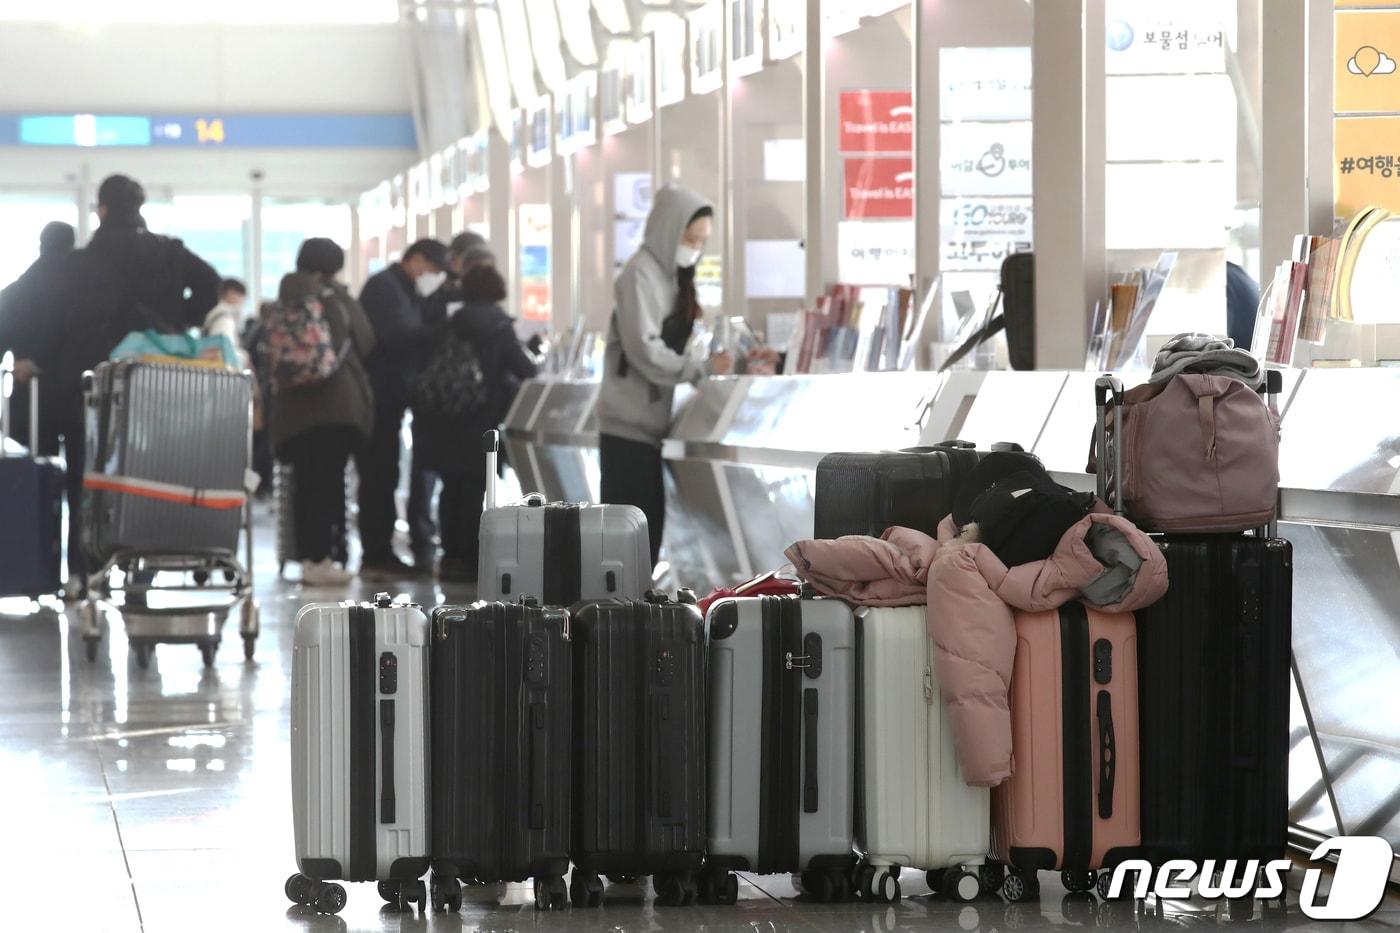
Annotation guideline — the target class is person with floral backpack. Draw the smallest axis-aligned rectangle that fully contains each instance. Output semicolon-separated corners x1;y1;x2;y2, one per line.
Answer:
267;238;376;586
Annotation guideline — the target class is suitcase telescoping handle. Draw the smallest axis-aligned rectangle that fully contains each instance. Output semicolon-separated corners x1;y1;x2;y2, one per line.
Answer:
0;352;40;456
482;430;499;510
1093;376;1125;515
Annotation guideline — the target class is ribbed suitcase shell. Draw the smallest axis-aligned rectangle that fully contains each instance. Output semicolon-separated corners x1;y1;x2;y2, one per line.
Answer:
993;604;1141;873
1136;536;1292;864
430;602;571;885
477;502;650;605
706;596;856;877
856;607;989;872
84;360;250;561
0;457;64;597
571;598;706;877
813;450;952;539
291;601;431;883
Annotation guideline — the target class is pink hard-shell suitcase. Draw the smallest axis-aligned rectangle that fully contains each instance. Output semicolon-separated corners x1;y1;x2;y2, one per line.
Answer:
990;603;1142;902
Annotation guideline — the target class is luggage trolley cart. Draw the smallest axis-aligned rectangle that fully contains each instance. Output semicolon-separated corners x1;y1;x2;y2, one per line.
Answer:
77;360;261;668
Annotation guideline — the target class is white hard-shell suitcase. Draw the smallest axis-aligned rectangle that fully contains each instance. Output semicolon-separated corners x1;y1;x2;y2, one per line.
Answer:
702;595;857;904
286;595;431;915
477;430;650;605
855;606;991;904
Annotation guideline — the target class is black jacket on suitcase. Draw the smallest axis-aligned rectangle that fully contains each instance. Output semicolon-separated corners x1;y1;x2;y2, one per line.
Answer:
569;596;707;907
1136;536;1293;864
430;603;572;910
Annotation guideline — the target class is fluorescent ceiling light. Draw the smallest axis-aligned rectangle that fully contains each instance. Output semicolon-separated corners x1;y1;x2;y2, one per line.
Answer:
498;0;543;107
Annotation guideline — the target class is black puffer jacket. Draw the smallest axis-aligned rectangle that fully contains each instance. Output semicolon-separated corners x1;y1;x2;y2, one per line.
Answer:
412;298;537;473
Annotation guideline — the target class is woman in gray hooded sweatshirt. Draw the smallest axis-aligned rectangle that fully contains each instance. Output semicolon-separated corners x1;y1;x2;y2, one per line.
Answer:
597;184;733;568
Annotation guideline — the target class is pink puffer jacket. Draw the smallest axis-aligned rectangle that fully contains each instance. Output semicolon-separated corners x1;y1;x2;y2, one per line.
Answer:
928;512;1168;787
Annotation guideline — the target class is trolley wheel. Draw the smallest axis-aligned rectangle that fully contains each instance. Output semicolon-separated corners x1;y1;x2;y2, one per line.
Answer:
200;642;217;668
1003;871;1040;904
194;569;210;586
1063;870;1096;894
84;637;99;663
378;880;398;903
314;882;347;915
944;867;982;903
285;873;314;904
870;867;900;904
243;635;255;661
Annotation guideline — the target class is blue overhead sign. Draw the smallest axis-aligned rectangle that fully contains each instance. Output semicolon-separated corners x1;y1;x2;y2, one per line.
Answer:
0;113;416;149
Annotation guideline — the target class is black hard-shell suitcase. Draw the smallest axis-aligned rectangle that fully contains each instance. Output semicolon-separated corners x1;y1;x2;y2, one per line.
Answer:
814;449;952;539
429;601;572;911
569;594;707;907
812;440;1016;539
1136;535;1293;865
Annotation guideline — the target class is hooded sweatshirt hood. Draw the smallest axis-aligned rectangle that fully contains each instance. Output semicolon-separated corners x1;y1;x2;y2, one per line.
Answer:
641;184;712;270
597;184;715;446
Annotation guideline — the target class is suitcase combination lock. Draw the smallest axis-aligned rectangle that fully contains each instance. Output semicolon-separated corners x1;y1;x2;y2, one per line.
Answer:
525;634;549;685
784;634;823;678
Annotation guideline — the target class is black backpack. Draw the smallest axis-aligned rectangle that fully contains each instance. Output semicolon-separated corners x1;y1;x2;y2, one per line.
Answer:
938;252;1035;372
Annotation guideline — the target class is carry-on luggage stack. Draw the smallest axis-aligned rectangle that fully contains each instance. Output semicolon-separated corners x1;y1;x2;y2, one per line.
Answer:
287;596;431;915
855;606;991;904
992;602;1142;902
429;600;573;911
703;595;856;904
812;439;988;539
569;594;707;907
1095;375;1293;893
0;360;63;599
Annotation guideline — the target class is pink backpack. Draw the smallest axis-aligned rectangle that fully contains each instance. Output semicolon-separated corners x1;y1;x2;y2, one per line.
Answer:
1092;373;1280;533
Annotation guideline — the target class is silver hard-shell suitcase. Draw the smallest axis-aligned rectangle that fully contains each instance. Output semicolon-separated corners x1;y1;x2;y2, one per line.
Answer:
286;596;431;915
83;360;251;562
702;595;857;904
477;430;650;604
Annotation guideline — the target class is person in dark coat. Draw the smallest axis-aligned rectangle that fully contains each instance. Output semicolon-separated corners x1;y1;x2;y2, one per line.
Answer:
270;239;377;586
354;238;448;580
414;263;537;583
0;220;74;450
52;175;220;589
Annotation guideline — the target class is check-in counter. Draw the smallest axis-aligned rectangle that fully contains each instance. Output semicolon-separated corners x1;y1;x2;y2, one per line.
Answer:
503;366;1400;857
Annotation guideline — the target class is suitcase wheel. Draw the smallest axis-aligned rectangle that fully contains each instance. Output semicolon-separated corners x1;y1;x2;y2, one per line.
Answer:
653;871;697;907
800;869;847;904
1002;871;1039;903
533;875;568;910
570;871;605;908
1097;869;1136;902
378;880;399;903
429;874;462;913
938;867;982;903
285;874;345;915
1062;870;1097;895
200;642;217;668
133;642;153;671
696;868;741;905
863;866;901;904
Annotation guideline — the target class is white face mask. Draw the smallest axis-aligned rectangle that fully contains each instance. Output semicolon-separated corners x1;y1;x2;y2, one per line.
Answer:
676;245;702;269
416;271;447;297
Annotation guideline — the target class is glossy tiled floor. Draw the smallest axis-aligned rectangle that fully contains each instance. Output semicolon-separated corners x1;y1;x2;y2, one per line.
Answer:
3;506;1396;932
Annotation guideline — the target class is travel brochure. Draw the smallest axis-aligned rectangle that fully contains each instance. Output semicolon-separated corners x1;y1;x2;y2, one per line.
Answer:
783;282;928;374
1084;252;1178;371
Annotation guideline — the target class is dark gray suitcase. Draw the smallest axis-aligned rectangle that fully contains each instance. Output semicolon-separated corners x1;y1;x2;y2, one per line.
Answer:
0;371;63;597
569;594;707;907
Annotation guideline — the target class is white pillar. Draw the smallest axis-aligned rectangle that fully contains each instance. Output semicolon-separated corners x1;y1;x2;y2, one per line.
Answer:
803;0;825;303
77;162;93;245
1260;0;1308;276
1306;0;1333;235
1031;0;1105;369
250;183;264;309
